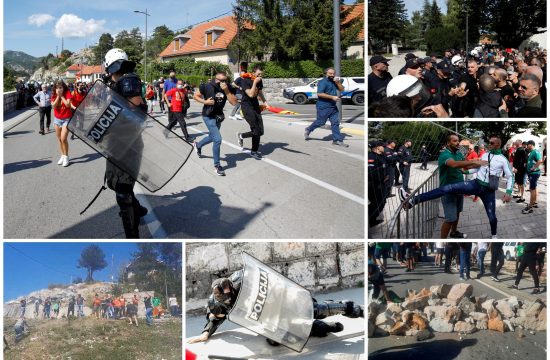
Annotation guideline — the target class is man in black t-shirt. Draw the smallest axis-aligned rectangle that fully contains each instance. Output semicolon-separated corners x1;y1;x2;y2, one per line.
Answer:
230;62;248;120
193;71;237;176
237;65;269;160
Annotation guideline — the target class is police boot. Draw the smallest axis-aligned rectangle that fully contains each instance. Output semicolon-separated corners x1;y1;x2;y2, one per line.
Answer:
116;193;139;238
310;319;344;337
342;300;364;318
131;193;148;218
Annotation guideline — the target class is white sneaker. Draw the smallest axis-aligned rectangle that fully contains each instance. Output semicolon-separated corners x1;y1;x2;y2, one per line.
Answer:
57;155;65;165
62;156;70;167
229;115;237;120
491;235;498;239
235;114;244;120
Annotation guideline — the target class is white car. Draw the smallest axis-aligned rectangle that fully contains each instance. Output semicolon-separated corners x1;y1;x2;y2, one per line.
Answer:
503;242;518;261
283;77;365;106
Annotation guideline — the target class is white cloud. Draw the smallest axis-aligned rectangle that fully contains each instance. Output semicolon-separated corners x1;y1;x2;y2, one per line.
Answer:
28;14;55;27
54;14;106;39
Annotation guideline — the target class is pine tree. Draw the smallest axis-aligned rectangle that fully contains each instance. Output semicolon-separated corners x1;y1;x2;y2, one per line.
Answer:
368;0;407;53
77;245;107;283
92;33;114;65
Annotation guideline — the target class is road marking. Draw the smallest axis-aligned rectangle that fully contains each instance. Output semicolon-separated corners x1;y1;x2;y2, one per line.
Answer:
326;147;364;161
473;278;514;298
187;125;365;206
134;183;168;238
341;127;365;136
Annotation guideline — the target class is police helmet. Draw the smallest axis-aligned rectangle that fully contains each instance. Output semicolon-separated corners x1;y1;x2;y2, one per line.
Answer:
386;74;432;113
104;48;136;74
451;55;464;66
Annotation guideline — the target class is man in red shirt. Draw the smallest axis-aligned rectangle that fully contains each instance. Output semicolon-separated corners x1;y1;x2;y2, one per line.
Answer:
465;145;480;202
163;79;191;141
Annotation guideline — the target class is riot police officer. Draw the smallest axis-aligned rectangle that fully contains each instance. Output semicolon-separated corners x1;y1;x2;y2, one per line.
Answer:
103;48;148;238
368;141;387;227
384;140;398;198
398;140;413;192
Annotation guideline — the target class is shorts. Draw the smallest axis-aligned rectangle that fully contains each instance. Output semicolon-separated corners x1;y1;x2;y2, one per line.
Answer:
374;248;389;260
515;170;526;185
436;248;444;254
441;193;463;223
53;117;70;127
405;247;414;259
93;305;100;313
528;173;540;190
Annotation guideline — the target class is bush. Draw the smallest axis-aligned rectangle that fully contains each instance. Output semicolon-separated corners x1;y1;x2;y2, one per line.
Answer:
425;25;463;54
250;59;364;78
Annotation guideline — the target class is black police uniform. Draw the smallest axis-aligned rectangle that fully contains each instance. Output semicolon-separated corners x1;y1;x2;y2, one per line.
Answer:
420;148;430;169
368;71;392;103
105;72;148;238
422;67;438;89
397;145;412;191
430;75;451;112
383;146;398;197
368;151;387;225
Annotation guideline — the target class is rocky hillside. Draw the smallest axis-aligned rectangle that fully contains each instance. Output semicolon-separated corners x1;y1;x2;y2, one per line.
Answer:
3;50;39;76
4;282;156;319
30;47;95;81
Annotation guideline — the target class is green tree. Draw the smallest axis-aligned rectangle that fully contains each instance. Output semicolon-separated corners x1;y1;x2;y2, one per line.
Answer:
425;25;463;54
146;25;175;60
77;245;107;283
445;0;486;52
428;0;443;30
114;28;143;65
92;33;114;65
4;66;17;91
457;121;547;146
59;49;73;61
368;0;407;53
401;11;424;49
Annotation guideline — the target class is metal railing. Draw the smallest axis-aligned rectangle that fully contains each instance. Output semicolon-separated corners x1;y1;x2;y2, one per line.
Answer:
384;167;440;239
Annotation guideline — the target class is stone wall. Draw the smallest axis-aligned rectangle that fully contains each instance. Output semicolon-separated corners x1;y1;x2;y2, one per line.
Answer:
185;242;364;309
4;91;18;114
259;78;317;104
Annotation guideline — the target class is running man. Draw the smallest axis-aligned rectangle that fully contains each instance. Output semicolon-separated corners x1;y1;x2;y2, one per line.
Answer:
399;135;513;239
522;140;543;214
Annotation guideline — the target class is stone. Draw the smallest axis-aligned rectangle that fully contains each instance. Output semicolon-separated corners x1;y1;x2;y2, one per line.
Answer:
488;316;505;333
474;294;488;310
469;312;488;321
429;284;453;298
374;327;389;337
402;288;431;311
401;310;413;323
495;300;515;319
368;302;386;322
389;321;408;336
537;307;546;322
428;299;441;306
410;314;429;330
481;299;496;314
476;320;488;330
516;330;525;339
405;329;420;336
429;318;454;332
465;317;475;324
458;297;477;316
503;319;514;332
447;283;473;305
525;299;545;318
375;311;396;331
416;329;434;341
507;296;520;310
386;302;403;315
423;305;448;321
445;306;462;323
454;321;477;334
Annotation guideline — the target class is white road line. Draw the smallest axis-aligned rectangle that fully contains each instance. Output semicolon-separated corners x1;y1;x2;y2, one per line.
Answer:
134;183;168;238
473;278;514;298
188;125;365;206
326;147;364;161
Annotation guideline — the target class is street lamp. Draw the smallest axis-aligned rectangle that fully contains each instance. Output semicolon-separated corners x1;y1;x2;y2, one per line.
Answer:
134;9;151;83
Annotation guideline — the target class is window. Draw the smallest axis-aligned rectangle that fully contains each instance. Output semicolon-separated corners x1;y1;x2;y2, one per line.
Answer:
206;32;213;46
352;78;365;84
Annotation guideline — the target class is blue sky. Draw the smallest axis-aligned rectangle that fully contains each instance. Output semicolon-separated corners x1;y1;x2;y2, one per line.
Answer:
4;242;141;301
4;0;358;58
404;0;448;20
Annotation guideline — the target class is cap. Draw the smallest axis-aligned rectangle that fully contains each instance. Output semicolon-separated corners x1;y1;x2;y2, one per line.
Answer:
405;57;425;69
369;140;385;148
507;66;515;75
423;57;435;63
370;55;391;66
436;61;451;74
527;140;536;145
405;53;417;61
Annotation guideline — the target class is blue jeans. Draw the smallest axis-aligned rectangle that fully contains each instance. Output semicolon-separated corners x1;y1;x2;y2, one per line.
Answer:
146;307;153;325
477;249;487;275
412;180;498;236
197;116;222;166
307;106;343;142
77;304;84;317
460;248;471;278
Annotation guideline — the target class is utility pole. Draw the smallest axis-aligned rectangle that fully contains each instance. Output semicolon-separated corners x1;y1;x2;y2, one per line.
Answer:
134;9;151;82
235;2;242;73
465;0;469;55
333;0;342;123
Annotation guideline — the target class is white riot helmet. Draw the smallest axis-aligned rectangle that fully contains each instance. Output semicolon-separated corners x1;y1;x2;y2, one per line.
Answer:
386;74;432;114
451;55;463;66
104;48;135;74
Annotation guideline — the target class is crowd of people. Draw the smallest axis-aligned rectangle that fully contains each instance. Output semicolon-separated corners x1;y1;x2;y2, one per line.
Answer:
369;132;546;239
368;46;547;118
368;242;546;304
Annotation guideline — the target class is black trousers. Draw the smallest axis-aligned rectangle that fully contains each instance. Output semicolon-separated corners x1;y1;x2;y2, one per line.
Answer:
39;106;52;131
515;254;539;287
241;107;264;152
167;111;189;138
385;166;395;196
490;249;504;276
368;183;386;225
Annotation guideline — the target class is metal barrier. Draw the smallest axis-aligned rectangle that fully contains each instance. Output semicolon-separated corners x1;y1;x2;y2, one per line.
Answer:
384;167;440;239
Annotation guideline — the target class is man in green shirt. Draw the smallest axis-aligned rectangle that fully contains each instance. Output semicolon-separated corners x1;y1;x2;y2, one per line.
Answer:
522;140;543;214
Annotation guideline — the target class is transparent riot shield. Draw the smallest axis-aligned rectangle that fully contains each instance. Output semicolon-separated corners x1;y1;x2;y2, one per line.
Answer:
68;80;192;192
228;252;314;352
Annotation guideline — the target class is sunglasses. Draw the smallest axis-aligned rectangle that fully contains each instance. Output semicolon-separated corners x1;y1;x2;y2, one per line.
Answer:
489;141;496;145
519;85;532;90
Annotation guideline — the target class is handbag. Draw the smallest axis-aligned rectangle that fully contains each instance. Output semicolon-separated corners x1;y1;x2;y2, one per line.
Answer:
487;154;500;190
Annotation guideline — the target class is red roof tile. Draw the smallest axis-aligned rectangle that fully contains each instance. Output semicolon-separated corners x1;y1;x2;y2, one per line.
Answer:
343;3;365;41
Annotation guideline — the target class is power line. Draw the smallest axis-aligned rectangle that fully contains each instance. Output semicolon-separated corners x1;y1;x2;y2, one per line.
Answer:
173;10;233;34
6;243;74;278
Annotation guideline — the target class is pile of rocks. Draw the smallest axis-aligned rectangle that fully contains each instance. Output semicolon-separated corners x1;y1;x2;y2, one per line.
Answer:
368;283;546;339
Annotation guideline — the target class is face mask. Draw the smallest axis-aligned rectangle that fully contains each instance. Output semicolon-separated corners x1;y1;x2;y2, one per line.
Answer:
177;84;183;89
328;76;335;81
170;75;176;80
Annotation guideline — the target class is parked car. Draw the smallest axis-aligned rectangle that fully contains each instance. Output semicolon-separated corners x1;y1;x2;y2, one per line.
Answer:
503;242;518;261
282;77;365;106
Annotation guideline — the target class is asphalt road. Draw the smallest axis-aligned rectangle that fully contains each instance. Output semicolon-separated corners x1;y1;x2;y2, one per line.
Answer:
3;102;364;239
368;252;547;360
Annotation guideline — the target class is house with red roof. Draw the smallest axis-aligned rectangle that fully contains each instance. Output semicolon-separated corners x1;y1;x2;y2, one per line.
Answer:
343;3;365;59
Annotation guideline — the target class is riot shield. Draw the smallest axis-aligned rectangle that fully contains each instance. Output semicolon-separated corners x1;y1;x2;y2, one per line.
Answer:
228;252;314;352
68;80;192;192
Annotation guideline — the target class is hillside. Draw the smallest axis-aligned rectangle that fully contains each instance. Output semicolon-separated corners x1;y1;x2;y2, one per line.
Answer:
3;50;39;76
4;316;182;360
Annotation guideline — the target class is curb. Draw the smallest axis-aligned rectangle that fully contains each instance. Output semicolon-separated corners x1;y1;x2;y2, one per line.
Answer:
3;110;38;133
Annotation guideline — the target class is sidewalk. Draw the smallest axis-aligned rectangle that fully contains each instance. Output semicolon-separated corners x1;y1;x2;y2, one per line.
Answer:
431;175;547;239
3;106;39;133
